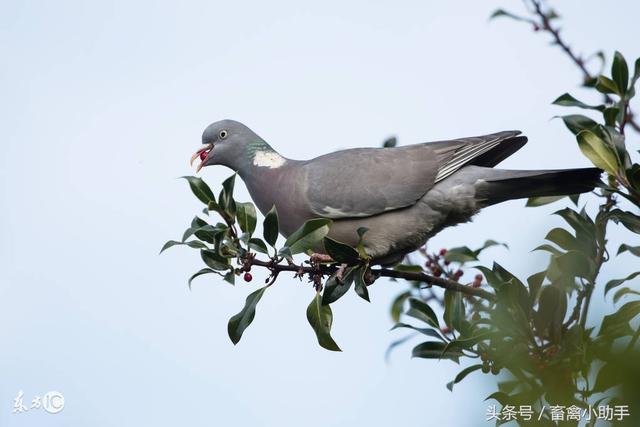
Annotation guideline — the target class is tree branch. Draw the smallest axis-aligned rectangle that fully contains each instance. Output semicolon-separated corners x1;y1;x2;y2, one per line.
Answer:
528;0;640;133
248;257;497;302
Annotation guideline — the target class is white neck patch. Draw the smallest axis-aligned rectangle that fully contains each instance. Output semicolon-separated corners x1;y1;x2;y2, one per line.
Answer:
253;151;286;169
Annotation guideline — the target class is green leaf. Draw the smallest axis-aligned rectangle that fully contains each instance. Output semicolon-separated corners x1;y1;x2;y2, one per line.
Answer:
444;246;477;263
306;292;341;351
236;202;257;235
180;176;216;205
534;285;567;343
595;75;620;95
391;323;446;342
612;51;629;96
390;291;411;322
187;268;218;289
603;107;620;127
201;249;232;272
609;209;640;234
405;298;440;329
527;271;546;302
160;240;208;253
446;364;483;391
227;286;267;344
552;93;605;111
248;238;269;254
382;136;397;148
412;341;462;362
218;174;237;216
544;227;578;252
593;363;623;393
630;57;640;97
599;301;640;337
262;206;279;247
322;269;355;305
282;218;332;255
559;114;598;135
604;272;640;296
353;266;370;302
489;9;528;22
617;244;640;257
443;289;465;331
526;195;566;207
323;237;360;264
613;287;640;304
577;130;619;174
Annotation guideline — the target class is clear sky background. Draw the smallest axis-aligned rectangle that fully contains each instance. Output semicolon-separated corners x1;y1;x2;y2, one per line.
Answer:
1;1;639;426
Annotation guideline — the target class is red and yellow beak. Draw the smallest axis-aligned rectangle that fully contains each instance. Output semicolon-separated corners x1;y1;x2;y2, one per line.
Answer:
190;143;214;173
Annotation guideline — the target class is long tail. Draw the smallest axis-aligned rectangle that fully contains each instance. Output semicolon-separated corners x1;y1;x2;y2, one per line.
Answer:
474;167;602;206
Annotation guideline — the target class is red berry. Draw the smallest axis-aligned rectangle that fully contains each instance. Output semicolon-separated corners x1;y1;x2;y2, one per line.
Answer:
425;260;432;268
455;270;463;278
199;150;208;161
439;248;447;256
444;260;451;266
441;326;450;334
433;268;442;277
475;274;483;281
243;272;253;282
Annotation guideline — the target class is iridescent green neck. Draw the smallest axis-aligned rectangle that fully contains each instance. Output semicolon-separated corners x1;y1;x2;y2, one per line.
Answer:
246;139;275;159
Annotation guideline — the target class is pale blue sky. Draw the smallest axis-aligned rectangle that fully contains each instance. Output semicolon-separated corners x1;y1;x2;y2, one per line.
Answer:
1;1;639;426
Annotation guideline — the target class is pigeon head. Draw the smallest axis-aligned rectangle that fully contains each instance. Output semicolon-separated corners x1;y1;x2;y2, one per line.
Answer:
191;119;270;173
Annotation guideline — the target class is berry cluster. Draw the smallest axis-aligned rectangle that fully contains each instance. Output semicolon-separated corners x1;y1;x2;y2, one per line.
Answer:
423;248;463;279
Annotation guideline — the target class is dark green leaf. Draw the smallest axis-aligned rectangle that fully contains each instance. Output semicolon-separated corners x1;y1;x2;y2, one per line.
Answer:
412;341;462;362
160;239;208;253
609;209;640;234
306;292;341;351
613;287;640;304
630;57;640;97
353;266;370;302
604;272;640;296
390;291;411;323
322;269;355;305
248;238;269;254
218;174;237;216
236;202;257;235
612;51;629;96
595;75;620;95
559;114;598;135
593;363;623;393
188;268;218;289
323;237;360;264
181;176;216;205
227;286;267;344
391;323;446;342
526;195;565;207
382;136;397;148
405;298;440;328
534;285;567;343
201;249;232;272
446;364;483;391
599;301;640;337
263;206;279;247
552;93;605;111
617;244;640;257
282;218;332;255
489;9;528;22
444;289;465;331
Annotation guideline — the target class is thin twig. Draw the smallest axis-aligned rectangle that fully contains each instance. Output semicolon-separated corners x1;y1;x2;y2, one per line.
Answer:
248;258;497;302
528;0;640;133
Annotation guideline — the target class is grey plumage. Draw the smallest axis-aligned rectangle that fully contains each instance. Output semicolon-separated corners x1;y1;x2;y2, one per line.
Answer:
194;119;601;264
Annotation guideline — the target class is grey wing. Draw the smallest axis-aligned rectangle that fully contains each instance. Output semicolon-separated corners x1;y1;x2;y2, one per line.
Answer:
304;131;525;219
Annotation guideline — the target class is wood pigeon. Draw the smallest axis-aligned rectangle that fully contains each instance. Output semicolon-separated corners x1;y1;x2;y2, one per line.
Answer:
191;119;601;264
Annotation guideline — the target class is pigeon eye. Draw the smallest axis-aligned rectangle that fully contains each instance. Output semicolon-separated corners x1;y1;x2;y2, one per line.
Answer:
219;130;228;139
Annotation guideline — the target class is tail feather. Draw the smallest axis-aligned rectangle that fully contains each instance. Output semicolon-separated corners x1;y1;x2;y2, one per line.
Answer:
475;167;602;206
